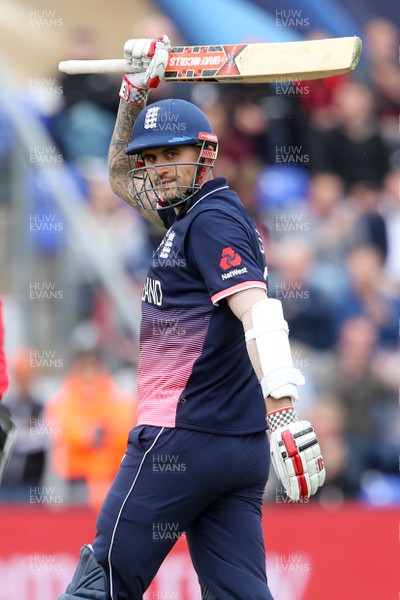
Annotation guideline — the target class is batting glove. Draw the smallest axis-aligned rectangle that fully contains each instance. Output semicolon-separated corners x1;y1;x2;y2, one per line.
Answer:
119;35;171;105
267;407;326;501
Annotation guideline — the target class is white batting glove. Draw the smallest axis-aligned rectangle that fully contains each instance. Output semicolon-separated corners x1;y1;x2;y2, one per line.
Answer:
267;407;326;501
119;35;171;105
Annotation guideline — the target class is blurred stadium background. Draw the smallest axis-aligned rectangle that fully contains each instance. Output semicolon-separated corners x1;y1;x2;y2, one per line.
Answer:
0;0;399;598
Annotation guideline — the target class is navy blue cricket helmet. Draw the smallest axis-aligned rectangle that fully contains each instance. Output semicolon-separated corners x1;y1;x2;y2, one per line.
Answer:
125;99;216;155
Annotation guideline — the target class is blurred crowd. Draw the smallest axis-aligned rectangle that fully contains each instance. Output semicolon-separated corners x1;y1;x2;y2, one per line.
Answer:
0;14;399;508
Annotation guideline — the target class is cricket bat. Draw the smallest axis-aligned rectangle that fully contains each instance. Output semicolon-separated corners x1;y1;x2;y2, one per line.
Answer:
59;36;362;83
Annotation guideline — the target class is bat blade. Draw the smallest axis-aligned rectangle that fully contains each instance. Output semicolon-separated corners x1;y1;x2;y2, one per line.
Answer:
165;37;362;83
58;36;362;83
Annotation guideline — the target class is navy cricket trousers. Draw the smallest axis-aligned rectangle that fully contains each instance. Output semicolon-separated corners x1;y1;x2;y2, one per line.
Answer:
92;425;274;600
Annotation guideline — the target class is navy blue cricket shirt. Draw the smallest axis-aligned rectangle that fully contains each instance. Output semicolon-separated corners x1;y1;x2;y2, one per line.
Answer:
137;177;268;435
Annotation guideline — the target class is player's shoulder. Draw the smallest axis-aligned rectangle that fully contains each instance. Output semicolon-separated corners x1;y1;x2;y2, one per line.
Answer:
191;200;254;240
190;180;250;224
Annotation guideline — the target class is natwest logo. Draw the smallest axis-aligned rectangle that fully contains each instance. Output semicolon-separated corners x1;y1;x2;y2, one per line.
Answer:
220;247;242;270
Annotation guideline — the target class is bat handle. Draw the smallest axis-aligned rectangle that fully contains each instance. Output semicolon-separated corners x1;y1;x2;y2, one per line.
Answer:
58;59;137;75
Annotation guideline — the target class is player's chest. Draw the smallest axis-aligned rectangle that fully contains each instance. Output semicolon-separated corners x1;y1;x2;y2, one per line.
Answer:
142;226;205;307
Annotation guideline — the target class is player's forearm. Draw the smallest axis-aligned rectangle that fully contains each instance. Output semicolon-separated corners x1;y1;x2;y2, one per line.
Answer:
108;99;142;202
108;100;165;228
265;395;293;412
236;300;293;409
245;325;293;411
228;289;303;407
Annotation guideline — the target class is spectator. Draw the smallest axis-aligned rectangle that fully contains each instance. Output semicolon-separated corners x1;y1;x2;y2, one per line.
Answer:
297;29;349;133
321;316;399;479
1;349;48;500
380;169;400;283
355;18;400;139
310;81;390;189
305;397;360;500
346;182;388;261
84;161;152;280
55;29;120;164
338;244;400;348
269;237;337;350
45;323;136;510
324;317;390;436
297;172;352;297
371;345;400;447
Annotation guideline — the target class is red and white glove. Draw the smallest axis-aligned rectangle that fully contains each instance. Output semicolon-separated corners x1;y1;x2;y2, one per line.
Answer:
267;407;326;501
119;35;171;105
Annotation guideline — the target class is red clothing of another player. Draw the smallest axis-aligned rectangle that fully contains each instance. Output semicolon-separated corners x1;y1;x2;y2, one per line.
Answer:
0;296;9;398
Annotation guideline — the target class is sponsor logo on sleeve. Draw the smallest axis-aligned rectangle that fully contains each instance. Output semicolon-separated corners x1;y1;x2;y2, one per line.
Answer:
220;247;242;270
219;247;248;280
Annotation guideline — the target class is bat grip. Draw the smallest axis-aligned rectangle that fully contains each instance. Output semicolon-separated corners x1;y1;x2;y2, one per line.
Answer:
58;59;137;75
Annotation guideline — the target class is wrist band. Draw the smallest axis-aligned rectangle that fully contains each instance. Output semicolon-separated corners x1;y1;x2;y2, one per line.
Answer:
267;407;298;432
119;75;149;105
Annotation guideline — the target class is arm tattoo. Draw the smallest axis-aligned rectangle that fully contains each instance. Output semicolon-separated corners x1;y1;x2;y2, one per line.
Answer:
108;100;165;228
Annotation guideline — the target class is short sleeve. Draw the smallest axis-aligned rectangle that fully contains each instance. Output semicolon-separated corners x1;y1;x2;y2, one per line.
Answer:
188;209;267;305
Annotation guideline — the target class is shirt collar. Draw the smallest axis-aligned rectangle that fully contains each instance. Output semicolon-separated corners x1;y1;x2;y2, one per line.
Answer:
176;177;229;220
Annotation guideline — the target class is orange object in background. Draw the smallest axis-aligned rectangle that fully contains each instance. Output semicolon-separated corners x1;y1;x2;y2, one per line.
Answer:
46;345;136;511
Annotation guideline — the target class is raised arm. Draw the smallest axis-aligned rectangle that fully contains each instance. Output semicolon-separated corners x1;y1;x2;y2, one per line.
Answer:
108;101;162;224
108;37;170;228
